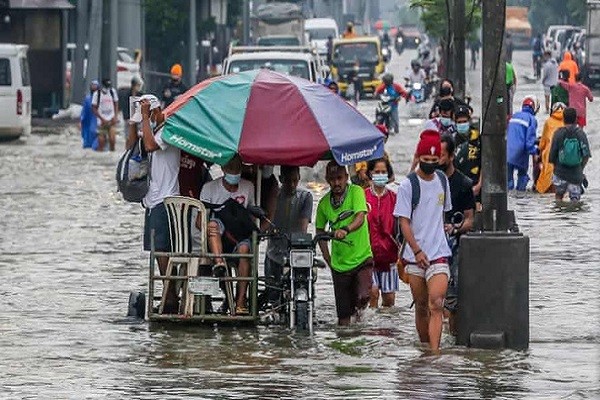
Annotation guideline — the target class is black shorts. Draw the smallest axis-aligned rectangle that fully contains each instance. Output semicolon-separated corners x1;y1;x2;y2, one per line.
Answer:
143;203;172;252
331;258;374;320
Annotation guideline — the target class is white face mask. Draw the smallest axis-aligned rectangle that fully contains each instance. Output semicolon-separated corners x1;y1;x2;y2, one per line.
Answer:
372;173;388;187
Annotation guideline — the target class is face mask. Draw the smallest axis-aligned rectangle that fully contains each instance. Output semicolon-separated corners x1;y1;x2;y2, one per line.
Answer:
440;117;453;127
457;122;470;135
372;173;388;187
419;161;438;175
440;87;452;97
224;173;241;185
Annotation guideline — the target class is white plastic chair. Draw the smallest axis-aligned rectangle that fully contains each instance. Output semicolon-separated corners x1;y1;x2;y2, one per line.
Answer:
161;196;208;315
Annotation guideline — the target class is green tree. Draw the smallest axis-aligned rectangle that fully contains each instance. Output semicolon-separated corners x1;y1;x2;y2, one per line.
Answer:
529;0;586;35
409;0;482;41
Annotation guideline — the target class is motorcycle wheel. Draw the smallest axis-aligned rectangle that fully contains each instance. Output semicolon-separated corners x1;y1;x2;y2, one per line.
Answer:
295;301;310;331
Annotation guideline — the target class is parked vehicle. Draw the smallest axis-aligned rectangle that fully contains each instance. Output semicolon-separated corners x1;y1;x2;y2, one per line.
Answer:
0;44;31;140
505;6;532;49
223;46;322;83
584;0;600;87
305;18;339;56
331;37;385;96
66;45;143;90
257;35;301;47
254;2;305;46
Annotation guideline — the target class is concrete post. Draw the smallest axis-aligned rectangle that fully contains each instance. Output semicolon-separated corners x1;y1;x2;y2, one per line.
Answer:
87;0;102;86
456;0;530;351
189;0;197;86
243;0;250;45
72;0;88;105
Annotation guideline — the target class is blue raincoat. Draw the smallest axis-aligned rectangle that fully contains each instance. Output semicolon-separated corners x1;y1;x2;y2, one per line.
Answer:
80;94;97;149
506;106;538;169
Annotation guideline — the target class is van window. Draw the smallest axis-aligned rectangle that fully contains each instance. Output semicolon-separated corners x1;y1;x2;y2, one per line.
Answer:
0;58;11;86
20;58;30;86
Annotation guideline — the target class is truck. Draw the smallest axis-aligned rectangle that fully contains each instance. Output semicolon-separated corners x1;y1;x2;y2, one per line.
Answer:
253;2;306;46
505;6;532;49
584;0;600;87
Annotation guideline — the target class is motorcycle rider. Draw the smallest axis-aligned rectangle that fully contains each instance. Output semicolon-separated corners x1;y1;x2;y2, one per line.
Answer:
375;73;409;134
405;59;427;86
419;47;437;80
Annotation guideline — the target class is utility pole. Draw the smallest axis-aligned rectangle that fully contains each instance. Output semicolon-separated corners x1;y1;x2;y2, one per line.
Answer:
243;0;250;45
452;0;466;98
100;0;117;85
72;0;88;104
456;0;530;350
189;0;197;86
87;0;102;86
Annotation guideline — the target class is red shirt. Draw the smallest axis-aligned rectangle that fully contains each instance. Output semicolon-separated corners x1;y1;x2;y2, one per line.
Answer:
178;152;208;199
365;187;399;272
375;83;408;98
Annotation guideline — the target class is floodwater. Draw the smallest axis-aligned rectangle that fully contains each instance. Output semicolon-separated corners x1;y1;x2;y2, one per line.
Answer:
0;50;598;399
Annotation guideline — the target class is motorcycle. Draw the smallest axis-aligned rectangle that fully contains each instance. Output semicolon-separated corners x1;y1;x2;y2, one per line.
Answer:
251;206;354;334
405;81;428;118
375;93;393;133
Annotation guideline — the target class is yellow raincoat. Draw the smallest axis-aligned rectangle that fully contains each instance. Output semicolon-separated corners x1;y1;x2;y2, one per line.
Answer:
536;109;565;193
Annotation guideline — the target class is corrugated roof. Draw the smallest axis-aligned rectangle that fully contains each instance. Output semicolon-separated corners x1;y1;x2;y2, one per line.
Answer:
9;0;74;9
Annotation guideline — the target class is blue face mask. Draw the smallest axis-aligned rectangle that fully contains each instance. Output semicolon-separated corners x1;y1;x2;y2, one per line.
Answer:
457;122;470;135
440;117;453;127
224;173;241;185
372;173;388;187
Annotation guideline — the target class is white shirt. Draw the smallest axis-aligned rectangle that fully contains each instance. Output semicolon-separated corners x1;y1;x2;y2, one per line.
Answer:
142;128;181;209
404;68;427;84
393;173;452;262
200;177;255;208
92;88;118;124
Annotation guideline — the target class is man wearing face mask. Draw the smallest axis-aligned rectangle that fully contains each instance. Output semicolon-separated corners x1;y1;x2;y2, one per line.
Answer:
429;79;471;118
453;105;472;146
454;116;482;205
265;166;313;304
139;94;181;313
394;130;452;352
200;155;255;314
92;78;119;151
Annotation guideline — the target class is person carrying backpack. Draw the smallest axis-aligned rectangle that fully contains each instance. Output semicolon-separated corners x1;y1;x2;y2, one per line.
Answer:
92;78;119;152
394;130;452;352
549;107;591;202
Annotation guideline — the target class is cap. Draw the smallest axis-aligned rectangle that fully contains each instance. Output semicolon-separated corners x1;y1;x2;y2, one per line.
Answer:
91;80;99;87
170;63;183;77
416;130;441;157
140;94;161;110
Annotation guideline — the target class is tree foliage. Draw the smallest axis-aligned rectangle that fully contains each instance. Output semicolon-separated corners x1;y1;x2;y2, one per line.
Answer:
527;0;586;35
409;0;482;41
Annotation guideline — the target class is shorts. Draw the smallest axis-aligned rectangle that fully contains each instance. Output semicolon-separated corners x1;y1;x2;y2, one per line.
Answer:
331;258;373;319
543;85;553;96
372;264;400;294
404;258;450;282
143;203;172;252
577;115;586;127
210;217;252;251
552;175;582;201
97;124;117;138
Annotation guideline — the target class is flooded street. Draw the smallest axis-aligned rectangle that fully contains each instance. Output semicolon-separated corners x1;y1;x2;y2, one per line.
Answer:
1;50;599;398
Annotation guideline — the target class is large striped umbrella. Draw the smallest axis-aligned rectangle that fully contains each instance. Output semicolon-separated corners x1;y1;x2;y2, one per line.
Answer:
161;69;385;166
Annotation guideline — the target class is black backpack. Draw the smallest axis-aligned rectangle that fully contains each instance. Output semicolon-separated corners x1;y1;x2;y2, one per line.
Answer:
116;138;150;203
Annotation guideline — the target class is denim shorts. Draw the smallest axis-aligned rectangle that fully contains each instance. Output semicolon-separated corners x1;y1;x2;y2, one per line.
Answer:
552;175;582;201
143;203;171;252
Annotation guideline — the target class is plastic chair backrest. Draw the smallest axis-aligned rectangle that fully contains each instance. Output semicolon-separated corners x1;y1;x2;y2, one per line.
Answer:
163;196;208;254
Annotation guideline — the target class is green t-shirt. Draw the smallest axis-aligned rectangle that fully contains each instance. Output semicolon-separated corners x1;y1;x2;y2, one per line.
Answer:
506;62;515;86
315;184;372;273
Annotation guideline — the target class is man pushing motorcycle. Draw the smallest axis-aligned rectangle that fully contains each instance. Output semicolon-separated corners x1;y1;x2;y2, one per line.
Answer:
375;73;410;134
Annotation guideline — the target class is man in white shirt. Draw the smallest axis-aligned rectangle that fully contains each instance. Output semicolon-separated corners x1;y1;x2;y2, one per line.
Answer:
139;94;181;313
199;156;255;314
92;78;119;152
404;59;427;85
394;130;452;352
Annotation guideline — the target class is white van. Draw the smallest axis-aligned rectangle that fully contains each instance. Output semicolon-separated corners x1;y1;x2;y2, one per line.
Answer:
0;44;31;140
305;18;339;56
